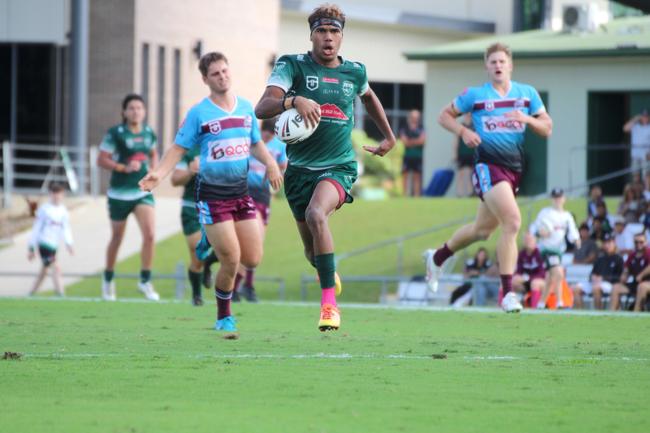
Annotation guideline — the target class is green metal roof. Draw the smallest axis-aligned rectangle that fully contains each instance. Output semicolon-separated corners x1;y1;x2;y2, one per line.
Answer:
405;16;650;60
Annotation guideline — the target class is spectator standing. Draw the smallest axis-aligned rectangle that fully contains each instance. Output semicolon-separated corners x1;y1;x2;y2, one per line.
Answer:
573;233;624;309
27;183;74;296
610;232;650;311
573;223;599;264
453;113;474;197
623;108;650;174
399;109;425;197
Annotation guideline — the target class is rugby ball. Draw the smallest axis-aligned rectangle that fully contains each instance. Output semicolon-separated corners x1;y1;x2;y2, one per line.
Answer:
275;108;318;145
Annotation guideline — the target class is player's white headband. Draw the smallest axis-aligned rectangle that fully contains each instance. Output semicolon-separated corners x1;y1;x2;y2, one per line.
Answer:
310;17;344;33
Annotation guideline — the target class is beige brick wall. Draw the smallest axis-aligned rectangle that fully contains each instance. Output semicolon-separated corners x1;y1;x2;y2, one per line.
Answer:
88;0;280;195
134;0;280;152
88;0;135;191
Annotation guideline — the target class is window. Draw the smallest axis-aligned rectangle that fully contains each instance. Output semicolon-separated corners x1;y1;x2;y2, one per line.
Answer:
514;0;546;32
359;82;423;141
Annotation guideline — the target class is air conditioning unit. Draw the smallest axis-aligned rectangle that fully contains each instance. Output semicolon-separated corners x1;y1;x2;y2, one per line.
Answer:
562;4;598;33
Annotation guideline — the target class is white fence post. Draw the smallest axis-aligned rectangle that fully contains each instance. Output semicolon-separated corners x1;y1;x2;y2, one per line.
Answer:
89;146;99;197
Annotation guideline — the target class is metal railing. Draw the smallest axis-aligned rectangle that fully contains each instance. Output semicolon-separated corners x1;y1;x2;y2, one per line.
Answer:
1;141;100;208
0;262;287;300
334;162;649;283
568;144;647;192
300;273;601;305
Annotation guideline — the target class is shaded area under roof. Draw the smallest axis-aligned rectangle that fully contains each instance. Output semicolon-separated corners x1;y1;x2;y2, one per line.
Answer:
405;16;650;60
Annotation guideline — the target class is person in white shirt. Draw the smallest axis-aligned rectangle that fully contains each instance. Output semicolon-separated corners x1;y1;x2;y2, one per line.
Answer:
28;183;74;296
530;188;580;308
623;108;650;175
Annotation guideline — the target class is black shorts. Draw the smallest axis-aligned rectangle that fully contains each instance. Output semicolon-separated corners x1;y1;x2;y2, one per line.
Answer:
38;246;57;267
402;156;422;173
457;154;474;168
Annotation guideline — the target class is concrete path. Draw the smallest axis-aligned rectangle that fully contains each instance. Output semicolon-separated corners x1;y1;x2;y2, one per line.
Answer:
0;196;181;296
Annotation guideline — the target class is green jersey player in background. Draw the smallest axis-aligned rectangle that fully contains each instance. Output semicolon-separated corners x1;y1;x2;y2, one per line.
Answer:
97;94;160;302
255;3;395;331
171;146;205;306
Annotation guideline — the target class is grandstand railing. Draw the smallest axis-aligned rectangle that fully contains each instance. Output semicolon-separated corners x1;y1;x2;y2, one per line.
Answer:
568;144;648;192
1;141;101;208
300;273;621;305
335;162;649;280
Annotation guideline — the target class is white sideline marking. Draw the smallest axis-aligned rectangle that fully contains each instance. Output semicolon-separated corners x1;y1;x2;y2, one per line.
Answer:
20;352;650;363
5;296;650;318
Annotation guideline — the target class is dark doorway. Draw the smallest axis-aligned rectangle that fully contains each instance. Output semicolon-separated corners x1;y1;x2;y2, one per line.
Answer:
519;91;548;195
587;91;646;195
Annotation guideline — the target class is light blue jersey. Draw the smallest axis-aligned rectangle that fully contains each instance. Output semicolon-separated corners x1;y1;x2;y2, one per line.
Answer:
454;81;545;172
248;136;287;204
175;96;261;200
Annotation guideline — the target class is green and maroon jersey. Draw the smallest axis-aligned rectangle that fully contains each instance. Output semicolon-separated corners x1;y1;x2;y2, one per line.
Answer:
174;145;200;207
100;124;157;201
266;52;369;168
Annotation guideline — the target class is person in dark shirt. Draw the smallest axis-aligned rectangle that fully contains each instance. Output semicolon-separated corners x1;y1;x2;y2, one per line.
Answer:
513;232;546;308
587;184;603;221
573;233;624;309
590;216;612;241
573;223;599;264
465;247;499;306
610;231;650;310
399;109;425;197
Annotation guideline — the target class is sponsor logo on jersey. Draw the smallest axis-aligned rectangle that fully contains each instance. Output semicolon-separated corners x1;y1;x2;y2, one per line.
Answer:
342;81;354;96
201;117;251;135
273;61;286;72
320;103;349;120
306;75;319;91
317;171;333;179
481;116;525;133
207;138;250;162
323;77;339;84
209;120;222;134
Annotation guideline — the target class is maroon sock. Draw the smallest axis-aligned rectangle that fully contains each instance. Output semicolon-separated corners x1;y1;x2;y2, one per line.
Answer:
433;243;454;267
233;273;243;292
500;274;513;295
244;268;254;287
215;288;232;320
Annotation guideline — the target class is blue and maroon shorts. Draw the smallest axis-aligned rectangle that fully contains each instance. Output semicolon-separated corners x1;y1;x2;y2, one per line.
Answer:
196;196;257;224
472;162;522;201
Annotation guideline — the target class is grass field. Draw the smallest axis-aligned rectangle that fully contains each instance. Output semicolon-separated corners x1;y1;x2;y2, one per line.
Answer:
65;197;606;302
1;298;649;433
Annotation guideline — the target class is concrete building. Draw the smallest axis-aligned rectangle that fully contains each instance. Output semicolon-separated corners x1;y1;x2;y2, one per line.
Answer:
1;0;280;195
279;0;511;138
405;15;650;196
